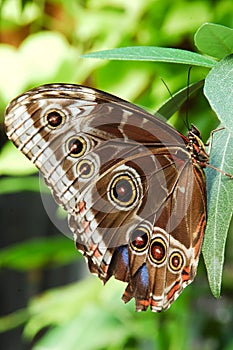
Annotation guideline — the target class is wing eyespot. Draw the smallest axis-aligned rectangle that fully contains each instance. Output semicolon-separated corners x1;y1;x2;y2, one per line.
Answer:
45;109;66;129
77;159;95;179
169;251;184;272
149;236;167;265
130;225;150;253
109;174;137;208
67;136;87;158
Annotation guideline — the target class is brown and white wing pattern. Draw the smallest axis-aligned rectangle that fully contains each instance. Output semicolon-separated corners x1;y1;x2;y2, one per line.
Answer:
5;84;207;312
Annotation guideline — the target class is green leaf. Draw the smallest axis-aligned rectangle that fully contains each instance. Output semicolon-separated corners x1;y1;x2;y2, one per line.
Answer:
82;46;216;68
203;129;233;297
0;236;78;271
195;23;233;59
23;277;160;348
156;80;204;119
203;54;233;297
23;278;128;340
0;308;29;333
204;54;233;132
32;307;129;350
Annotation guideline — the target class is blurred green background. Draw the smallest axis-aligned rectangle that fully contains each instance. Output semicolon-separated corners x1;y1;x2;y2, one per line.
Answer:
0;0;233;349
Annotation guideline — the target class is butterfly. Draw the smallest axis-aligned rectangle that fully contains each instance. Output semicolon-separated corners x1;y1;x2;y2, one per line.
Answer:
5;83;209;312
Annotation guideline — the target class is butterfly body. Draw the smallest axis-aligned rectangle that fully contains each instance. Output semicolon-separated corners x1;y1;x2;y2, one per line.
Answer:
5;84;207;312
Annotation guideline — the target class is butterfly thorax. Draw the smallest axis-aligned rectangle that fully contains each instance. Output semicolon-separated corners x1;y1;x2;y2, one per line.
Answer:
186;124;209;168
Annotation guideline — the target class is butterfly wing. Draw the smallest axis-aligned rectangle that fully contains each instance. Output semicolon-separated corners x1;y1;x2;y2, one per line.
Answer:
5;84;206;312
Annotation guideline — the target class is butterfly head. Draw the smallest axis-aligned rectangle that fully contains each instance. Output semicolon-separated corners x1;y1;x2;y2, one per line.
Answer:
187;124;209;167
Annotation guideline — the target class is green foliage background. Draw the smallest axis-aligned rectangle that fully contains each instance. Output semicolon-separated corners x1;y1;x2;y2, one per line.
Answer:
0;1;233;349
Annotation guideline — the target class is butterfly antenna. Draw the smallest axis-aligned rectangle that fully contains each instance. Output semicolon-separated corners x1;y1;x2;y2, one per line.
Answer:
184;67;193;130
160;73;192;131
160;77;179;111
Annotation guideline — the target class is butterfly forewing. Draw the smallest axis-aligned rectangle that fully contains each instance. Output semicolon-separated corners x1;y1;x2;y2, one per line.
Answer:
5;84;207;312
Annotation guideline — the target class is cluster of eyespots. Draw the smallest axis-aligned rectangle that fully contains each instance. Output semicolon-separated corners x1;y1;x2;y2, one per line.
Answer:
66;136;97;180
130;227;185;273
107;168;142;210
45;109;66;129
44;108;96;180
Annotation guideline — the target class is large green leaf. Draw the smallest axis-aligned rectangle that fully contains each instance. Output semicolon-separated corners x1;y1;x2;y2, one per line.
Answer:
203;55;233;297
82;46;215;68
204;54;233;131
195;23;233;59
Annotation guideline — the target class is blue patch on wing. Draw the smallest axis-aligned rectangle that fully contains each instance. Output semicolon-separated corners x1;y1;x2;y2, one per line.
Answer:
138;264;149;286
121;246;129;265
